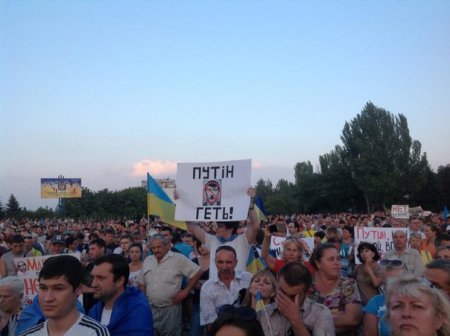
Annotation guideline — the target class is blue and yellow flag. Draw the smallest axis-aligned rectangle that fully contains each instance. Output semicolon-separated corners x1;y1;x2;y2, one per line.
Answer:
246;246;268;274
255;291;265;312
147;173;187;230
255;196;268;222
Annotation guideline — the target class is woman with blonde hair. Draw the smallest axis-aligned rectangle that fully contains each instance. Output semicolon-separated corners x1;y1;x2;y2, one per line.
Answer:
385;274;450;336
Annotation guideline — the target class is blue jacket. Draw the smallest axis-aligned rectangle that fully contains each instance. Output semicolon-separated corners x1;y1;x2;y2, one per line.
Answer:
89;286;153;336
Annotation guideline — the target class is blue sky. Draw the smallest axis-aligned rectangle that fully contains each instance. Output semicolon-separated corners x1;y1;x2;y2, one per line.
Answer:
1;1;449;210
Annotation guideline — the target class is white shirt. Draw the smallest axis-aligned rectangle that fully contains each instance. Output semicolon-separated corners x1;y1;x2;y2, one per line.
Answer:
20;313;110;336
200;271;252;325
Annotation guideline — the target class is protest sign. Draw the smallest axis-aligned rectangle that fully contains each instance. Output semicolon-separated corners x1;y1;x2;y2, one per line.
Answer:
391;205;409;219
15;254;80;304
354;227;409;264
175;159;251;221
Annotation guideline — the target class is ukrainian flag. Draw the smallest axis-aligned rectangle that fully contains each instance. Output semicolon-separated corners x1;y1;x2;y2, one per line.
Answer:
246;246;268;274
255;291;265;312
255;196;268;222
147;173;187;230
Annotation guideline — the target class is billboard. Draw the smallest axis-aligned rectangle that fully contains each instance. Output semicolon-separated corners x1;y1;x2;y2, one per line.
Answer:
41;178;82;198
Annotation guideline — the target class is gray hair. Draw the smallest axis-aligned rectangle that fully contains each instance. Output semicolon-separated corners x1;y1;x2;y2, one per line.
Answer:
149;233;169;246
0;276;24;297
385;274;450;336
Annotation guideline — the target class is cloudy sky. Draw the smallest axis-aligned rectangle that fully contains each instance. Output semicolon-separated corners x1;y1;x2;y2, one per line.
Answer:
1;1;449;210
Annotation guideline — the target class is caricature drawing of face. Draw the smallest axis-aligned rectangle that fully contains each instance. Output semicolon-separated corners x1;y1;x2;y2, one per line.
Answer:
203;180;221;206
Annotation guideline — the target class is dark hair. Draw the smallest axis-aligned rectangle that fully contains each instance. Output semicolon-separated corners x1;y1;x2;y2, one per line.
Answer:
436;233;450;248
119;233;134;242
129;243;143;254
210;306;264;336
160;226;173;234
216;245;237;258
218;221;240;234
426;259;450;275
94;254;130;289
11;234;24;244
310;243;339;270
342;225;354;238
65;236;76;248
314;231;325;239
326;227;338;235
89;239;106;249
278;262;312;291
39;255;83;291
356;242;381;262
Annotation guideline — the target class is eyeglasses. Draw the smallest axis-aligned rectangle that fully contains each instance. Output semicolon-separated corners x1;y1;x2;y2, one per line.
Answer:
380;259;403;267
216;305;257;320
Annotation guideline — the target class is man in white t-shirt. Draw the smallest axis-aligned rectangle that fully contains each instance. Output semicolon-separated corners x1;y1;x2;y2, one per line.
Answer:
20;255;109;336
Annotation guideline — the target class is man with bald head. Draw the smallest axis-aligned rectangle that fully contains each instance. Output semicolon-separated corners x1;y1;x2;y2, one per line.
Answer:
385;230;423;276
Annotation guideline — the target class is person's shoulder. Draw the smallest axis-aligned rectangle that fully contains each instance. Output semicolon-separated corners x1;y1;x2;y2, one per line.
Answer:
303;297;332;315
19;321;46;336
79;314;110;336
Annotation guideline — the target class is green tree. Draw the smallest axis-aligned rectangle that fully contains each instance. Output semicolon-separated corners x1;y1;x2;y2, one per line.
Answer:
437;164;450;209
0;199;5;219
340;102;428;212
255;178;273;201
6;194;21;218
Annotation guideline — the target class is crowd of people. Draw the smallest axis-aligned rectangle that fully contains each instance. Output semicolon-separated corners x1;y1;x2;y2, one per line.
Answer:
0;194;449;336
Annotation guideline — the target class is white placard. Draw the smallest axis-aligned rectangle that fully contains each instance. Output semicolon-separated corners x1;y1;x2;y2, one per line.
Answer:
391;205;409;219
354;227;409;264
175;159;252;221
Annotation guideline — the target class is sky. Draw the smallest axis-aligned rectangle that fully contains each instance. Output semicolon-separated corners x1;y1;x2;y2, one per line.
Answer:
1;1;449;210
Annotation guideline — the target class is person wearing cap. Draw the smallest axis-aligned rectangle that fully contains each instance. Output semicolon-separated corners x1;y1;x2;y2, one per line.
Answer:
48;235;66;255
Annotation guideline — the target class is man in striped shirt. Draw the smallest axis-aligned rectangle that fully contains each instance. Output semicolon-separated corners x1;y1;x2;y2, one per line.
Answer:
20;255;109;336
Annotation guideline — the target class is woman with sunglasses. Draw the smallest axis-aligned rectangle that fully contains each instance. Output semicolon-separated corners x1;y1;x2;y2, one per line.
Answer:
363;259;405;336
354;242;382;305
309;243;362;336
385;274;450;336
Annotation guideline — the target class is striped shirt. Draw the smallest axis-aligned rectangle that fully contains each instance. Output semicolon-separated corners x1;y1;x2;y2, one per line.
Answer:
20;314;109;336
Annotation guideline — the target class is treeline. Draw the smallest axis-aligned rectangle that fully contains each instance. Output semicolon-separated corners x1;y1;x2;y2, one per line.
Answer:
2;102;449;220
0;187;147;221
256;102;450;215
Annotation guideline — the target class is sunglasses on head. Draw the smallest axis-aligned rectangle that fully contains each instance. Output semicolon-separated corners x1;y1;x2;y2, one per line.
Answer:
216;305;257;320
380;259;403;267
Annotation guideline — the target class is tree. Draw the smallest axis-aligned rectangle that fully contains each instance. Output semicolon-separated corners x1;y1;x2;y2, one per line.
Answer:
0;199;4;219
437;164;450;209
340;102;428;212
6;194;21;218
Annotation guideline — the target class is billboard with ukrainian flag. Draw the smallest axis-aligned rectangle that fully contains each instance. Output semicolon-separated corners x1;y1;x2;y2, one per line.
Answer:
41;178;82;198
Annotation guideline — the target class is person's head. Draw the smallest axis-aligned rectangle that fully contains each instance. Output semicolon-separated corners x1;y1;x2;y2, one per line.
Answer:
246;269;276;305
342;225;354;240
287;222;299;236
278;262;312;305
215;246;237;280
92;254;129;305
325;227;339;241
150;234;170;262
310;243;340;279
392;230;407;252
436;245;450;260
49;234;66;255
88;239;106;260
0;276;24;314
424;224;439;241
356;242;381;263
216;221;240;238
409;233;423;250
379;259;405;282
23;235;34;251
129;243;143;262
424;259;450;297
313;231;325;249
409;216;423;232
210;305;264;336
282;238;303;263
386;274;450;336
181;232;194;245
38;255;83;319
159;226;174;243
9;235;24;255
65;236;77;251
102;229;115;245
436;233;450;248
119;234;133;254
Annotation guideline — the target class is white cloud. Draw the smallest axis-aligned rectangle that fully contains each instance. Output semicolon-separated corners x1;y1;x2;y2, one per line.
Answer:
132;159;177;177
